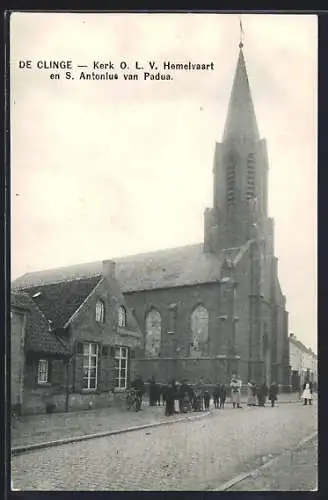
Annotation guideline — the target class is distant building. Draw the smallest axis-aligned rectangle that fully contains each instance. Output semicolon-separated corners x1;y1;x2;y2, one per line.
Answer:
289;333;317;390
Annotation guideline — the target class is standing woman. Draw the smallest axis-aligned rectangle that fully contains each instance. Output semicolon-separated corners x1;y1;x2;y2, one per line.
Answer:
247;381;257;406
302;380;313;406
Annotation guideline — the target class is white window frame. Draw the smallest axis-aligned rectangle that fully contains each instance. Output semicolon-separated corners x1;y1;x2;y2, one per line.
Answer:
82;343;98;390
96;300;105;324
118;306;127;327
113;346;128;390
37;359;49;384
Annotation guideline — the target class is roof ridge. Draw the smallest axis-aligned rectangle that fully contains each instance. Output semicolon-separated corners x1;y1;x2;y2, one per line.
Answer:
12;242;204;283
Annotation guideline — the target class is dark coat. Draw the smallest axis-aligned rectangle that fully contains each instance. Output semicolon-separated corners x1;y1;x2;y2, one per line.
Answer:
213;386;221;399
269;384;279;401
179;384;193;400
203;390;210;402
258;384;268;399
132;378;145;393
165;385;176;415
219;385;227;400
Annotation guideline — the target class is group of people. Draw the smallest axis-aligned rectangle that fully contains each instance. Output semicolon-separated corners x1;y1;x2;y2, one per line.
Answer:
147;377;219;415
131;374;315;414
246;380;279;407
148;377;230;415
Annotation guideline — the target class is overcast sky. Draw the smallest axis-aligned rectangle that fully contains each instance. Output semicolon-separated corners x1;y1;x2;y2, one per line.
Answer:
10;13;317;352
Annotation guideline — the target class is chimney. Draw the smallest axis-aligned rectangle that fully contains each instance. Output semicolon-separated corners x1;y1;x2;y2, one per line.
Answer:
102;260;116;280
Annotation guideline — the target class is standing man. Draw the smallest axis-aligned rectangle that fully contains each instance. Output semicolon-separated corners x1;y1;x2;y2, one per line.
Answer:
258;382;268;407
213;384;221;409
203;388;211;410
269;381;279;407
131;375;145;411
165;380;175;416
219;383;227;409
148;376;156;406
230;375;242;409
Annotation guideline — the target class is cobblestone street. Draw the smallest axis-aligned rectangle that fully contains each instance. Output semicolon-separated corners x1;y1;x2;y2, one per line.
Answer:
11;401;317;491
11;392;301;449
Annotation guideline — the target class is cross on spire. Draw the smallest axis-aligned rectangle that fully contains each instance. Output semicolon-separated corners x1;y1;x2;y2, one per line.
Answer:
239;17;244;49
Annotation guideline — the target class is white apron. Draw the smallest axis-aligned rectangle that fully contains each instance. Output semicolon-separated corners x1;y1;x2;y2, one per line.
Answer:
302;384;312;400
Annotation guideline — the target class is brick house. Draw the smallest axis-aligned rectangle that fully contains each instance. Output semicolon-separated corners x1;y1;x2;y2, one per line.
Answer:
11;291;71;415
12;44;290;390
11;261;142;414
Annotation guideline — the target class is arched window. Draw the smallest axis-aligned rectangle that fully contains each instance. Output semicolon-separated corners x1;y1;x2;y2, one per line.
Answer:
145;309;162;357
95;300;105;324
118;306;127;327
190;305;209;357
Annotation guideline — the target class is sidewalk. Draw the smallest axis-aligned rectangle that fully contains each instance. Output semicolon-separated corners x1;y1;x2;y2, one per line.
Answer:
11;404;180;449
226;434;318;491
11;392;307;450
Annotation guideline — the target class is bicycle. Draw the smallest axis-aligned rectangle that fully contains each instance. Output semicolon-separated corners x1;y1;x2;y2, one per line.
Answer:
126;389;142;411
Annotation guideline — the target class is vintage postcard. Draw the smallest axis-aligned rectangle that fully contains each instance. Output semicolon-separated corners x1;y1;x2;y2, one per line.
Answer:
9;12;317;491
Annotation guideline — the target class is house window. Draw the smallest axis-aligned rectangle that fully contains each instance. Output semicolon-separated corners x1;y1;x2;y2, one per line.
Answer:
82;343;98;390
37;359;49;384
113;346;128;389
96;300;105;323
118;306;127;327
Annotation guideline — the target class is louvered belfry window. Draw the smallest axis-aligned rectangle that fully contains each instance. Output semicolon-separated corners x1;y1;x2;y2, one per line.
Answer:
246;153;256;200
226;154;236;203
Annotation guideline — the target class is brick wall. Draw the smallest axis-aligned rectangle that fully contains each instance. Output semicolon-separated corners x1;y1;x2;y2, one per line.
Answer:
11;309;26;408
63;278;142;411
124;283;222;359
22;356;67;414
133;356;233;385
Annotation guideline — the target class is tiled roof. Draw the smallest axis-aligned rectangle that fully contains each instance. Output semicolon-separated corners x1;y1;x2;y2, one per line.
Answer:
12;243;223;293
14;276;102;330
11;292;70;356
11;245;223;333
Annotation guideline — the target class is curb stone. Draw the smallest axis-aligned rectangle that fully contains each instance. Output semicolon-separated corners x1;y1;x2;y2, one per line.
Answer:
213;431;318;491
11;411;210;456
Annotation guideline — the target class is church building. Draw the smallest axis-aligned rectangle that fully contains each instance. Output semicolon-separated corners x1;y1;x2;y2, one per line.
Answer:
12;42;290;399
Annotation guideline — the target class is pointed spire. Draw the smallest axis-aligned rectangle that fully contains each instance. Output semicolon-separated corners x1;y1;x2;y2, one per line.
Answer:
222;44;260;142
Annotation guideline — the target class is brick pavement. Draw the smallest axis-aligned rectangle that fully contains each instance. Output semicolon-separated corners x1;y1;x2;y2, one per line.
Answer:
11;403;178;448
11;392;304;449
11;400;317;491
227;434;318;491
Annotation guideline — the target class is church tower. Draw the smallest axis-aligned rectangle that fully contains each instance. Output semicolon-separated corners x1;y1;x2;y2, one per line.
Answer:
204;40;272;254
